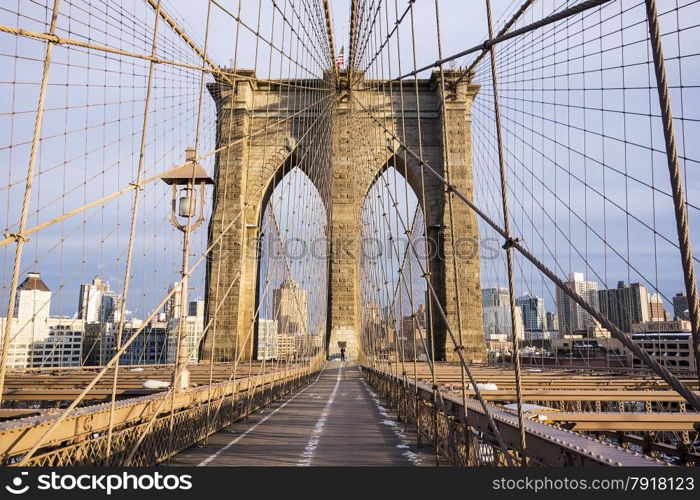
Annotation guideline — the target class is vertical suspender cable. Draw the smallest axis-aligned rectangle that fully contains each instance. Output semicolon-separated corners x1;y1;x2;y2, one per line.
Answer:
485;0;528;465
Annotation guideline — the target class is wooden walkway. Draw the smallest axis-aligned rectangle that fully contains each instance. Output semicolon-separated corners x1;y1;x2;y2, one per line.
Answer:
170;362;430;466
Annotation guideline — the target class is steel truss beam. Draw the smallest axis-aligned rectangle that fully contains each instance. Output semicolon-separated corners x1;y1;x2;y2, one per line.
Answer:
364;367;668;466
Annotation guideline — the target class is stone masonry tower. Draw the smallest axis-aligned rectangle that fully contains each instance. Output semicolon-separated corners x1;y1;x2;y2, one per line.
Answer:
200;69;486;364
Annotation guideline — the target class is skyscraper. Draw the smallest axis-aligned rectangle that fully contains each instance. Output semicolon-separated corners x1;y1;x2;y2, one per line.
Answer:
556;272;599;334
673;292;690;321
546;311;559;331
598;281;649;333
3;273;83;368
482;287;509;307
166;316;203;365
482;304;523;341
78;277;121;323
164;281;182;321
256;318;279;360
77;276;109;323
99;290;122;323
482;287;523;340
188;299;205;319
648;293;670;321
516;294;545;331
273;279;308;335
8;272;53;367
399;305;427;360
14;272;52;322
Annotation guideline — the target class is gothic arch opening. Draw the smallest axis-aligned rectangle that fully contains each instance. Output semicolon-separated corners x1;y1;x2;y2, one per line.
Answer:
254;166;328;360
359;165;429;361
361;152;427;216
256;146;331;226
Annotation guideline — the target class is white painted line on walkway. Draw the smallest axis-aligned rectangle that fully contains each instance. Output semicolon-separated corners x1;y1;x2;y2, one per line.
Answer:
197;365;327;466
359;377;421;465
297;365;343;466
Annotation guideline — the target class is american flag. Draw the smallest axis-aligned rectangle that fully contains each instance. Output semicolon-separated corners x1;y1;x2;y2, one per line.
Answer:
335;46;344;68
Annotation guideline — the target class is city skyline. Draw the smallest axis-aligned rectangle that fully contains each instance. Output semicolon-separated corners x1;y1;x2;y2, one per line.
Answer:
5;267;690;331
482;271;686;337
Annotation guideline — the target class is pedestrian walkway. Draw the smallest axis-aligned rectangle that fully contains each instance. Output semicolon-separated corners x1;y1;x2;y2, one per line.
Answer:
170;362;427;466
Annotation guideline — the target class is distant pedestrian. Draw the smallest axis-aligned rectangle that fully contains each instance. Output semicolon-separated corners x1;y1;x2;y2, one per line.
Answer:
340;347;346;362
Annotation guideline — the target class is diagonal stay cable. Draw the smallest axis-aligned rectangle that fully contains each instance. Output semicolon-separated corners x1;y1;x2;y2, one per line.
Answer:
355;0;612;91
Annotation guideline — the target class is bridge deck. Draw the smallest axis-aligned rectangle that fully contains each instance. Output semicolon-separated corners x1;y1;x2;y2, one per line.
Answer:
170;362;429;466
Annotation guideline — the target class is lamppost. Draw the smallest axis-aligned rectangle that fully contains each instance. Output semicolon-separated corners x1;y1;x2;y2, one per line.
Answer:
160;148;213;391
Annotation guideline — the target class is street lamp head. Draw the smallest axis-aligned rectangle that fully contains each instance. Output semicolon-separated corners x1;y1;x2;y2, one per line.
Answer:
160;148;214;232
160;148;214;186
